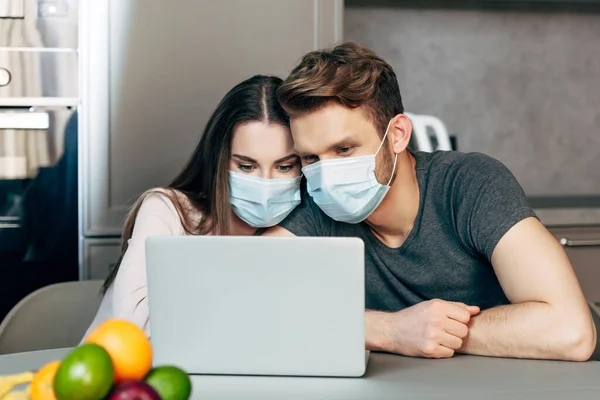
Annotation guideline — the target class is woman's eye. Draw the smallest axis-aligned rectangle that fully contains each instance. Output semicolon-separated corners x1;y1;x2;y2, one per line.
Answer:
278;164;294;172
302;155;317;162
337;146;352;154
237;164;254;172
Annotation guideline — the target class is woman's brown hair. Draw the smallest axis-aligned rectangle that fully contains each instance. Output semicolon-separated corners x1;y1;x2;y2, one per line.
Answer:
101;75;289;294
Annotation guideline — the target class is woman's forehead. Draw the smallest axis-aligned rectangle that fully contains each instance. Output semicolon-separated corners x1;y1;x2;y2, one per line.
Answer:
231;121;295;162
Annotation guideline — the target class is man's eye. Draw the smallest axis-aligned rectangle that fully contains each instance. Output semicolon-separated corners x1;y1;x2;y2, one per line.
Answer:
337;146;353;155
302;155;318;162
237;164;254;172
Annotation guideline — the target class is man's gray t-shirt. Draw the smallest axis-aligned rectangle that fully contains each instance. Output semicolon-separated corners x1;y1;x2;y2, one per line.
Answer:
279;151;537;311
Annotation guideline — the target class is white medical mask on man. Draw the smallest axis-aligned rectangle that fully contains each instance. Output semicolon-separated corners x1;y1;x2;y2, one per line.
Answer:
228;171;302;228
301;120;398;224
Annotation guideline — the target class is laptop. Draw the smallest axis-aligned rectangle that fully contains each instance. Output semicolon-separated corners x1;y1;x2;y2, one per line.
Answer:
145;235;369;377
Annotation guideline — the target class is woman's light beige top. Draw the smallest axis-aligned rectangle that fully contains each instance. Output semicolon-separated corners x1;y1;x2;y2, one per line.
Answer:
82;190;200;340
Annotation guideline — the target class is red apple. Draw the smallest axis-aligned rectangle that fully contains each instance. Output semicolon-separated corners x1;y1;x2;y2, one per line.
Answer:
107;380;161;400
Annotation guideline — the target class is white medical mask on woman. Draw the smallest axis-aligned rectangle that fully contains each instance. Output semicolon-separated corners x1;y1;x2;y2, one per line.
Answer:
228;171;302;228
301;120;398;224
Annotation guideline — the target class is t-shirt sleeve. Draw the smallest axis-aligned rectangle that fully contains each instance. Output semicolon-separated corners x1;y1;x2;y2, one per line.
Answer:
278;193;331;237
451;153;538;261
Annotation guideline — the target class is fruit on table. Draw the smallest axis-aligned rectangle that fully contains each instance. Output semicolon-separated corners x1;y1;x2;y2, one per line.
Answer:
2;318;192;400
0;372;34;398
53;343;114;400
85;319;152;383
106;380;160;400
145;366;192;400
1;389;30;400
30;360;61;400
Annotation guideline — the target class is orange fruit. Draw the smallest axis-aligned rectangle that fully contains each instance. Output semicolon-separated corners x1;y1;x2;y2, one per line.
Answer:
85;319;152;383
30;360;61;400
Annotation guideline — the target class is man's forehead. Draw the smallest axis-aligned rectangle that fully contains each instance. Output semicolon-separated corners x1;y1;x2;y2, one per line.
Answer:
298;110;373;129
291;104;377;132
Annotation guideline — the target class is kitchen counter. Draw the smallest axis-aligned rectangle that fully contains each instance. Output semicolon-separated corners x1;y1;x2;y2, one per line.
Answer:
2;348;600;399
527;196;600;227
534;207;600;227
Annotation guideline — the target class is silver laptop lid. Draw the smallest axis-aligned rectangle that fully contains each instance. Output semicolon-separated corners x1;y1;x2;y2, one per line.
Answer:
145;236;366;377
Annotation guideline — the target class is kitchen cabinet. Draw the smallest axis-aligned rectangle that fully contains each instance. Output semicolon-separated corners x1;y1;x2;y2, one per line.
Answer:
549;226;600;304
81;239;121;281
80;0;344;237
345;0;600;12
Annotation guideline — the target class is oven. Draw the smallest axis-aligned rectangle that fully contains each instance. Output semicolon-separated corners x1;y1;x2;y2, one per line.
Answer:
0;0;78;320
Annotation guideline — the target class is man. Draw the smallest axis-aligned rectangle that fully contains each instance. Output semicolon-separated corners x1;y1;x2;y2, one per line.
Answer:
265;42;596;361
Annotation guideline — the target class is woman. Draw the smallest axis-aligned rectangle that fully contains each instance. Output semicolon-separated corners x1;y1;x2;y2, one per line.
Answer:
83;75;302;338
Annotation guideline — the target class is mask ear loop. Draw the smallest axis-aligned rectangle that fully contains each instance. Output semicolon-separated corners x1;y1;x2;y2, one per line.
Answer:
374;119;393;156
375;119;399;187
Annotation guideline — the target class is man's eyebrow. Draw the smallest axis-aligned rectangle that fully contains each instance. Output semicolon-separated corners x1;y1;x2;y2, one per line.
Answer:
294;134;358;156
328;136;357;150
231;154;257;163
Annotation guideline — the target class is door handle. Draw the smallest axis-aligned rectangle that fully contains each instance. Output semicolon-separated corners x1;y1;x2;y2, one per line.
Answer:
0;0;25;18
0;112;50;129
560;238;600;247
0;216;20;229
0;223;20;228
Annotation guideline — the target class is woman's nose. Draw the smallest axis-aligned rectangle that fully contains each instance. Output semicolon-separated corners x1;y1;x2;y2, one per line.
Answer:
258;170;274;180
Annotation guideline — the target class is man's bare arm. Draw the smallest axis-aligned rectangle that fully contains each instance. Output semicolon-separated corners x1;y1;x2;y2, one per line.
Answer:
458;217;596;361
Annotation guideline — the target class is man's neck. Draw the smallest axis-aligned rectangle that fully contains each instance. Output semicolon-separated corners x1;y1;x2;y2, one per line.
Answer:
366;151;420;248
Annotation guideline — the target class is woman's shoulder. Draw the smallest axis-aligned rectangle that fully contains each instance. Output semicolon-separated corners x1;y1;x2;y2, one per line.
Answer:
136;188;203;230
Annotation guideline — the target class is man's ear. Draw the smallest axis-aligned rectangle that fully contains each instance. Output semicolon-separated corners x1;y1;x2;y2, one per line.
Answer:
387;114;412;154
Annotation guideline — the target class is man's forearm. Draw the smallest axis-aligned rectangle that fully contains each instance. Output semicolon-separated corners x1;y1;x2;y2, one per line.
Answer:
459;302;596;361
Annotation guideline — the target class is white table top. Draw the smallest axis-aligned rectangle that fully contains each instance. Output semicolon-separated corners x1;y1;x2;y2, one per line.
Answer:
1;348;599;399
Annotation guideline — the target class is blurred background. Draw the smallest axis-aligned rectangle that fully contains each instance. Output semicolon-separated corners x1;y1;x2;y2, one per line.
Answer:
0;0;599;323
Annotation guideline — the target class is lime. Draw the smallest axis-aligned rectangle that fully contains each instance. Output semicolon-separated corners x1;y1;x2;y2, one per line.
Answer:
145;366;192;400
53;344;115;400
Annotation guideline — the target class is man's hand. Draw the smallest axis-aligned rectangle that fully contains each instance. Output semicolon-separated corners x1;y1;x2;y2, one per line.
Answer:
366;299;480;358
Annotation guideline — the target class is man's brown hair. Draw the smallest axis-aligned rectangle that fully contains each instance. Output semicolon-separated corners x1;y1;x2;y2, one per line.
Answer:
277;42;404;137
